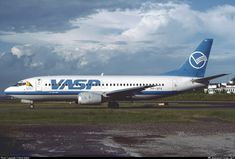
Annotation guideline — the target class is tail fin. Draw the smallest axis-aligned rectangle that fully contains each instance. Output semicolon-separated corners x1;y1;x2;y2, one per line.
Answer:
163;39;213;77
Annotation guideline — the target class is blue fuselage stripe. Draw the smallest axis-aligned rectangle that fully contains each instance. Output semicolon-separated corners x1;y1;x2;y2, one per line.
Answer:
5;91;177;96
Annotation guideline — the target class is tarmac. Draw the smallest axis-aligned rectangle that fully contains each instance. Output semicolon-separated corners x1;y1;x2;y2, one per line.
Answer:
0;122;235;157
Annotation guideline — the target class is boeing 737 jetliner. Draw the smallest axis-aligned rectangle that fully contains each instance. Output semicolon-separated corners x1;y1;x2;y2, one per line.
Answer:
4;39;226;108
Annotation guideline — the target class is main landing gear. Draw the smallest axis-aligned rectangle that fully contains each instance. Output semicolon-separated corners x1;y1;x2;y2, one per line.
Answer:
108;101;119;108
29;104;34;109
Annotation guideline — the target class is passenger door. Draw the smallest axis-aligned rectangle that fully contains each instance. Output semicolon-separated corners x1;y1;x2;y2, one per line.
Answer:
35;78;42;91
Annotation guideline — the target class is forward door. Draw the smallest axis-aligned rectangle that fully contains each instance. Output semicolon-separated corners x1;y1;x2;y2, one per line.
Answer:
35;78;42;91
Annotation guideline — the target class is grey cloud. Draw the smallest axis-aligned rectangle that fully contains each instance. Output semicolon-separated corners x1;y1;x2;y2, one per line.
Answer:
0;0;157;33
111;41;128;45
135;40;154;44
0;48;81;91
0;52;33;91
76;40;100;44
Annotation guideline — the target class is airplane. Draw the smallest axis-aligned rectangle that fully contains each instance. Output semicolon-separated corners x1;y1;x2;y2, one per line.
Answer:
4;39;227;108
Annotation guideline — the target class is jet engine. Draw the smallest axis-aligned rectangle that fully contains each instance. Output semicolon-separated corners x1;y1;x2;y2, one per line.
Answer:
78;92;103;104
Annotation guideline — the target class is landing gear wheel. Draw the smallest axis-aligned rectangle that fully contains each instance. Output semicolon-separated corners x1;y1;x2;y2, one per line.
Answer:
108;101;119;108
30;104;34;109
157;102;168;106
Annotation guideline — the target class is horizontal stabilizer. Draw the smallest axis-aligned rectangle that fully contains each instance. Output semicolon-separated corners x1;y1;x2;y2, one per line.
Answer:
192;74;228;83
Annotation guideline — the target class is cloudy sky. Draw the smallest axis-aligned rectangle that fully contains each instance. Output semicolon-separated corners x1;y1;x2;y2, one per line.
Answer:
1;0;235;93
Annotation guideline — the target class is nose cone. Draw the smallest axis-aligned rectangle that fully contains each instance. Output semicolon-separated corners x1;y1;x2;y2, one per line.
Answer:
4;87;10;95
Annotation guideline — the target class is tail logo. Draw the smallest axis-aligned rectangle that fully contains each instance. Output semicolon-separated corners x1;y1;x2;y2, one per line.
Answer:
189;51;207;69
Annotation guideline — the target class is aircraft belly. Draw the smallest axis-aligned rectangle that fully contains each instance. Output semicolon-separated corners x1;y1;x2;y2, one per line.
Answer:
12;95;77;101
132;95;163;100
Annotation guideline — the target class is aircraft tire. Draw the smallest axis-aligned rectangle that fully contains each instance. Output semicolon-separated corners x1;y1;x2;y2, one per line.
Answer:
30;104;34;109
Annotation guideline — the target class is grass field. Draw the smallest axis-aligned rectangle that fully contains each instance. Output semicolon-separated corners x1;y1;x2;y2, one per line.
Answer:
0;99;235;124
162;91;235;101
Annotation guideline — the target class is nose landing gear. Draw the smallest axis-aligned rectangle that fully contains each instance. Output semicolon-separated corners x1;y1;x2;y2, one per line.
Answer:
21;99;34;109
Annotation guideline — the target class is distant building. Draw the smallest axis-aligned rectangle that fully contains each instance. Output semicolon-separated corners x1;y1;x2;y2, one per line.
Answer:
204;77;235;94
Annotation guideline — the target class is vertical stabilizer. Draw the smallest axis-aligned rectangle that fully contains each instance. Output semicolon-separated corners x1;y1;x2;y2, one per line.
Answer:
163;39;213;77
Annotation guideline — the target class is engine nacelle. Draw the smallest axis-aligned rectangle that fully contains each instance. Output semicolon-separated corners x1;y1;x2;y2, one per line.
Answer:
78;92;103;105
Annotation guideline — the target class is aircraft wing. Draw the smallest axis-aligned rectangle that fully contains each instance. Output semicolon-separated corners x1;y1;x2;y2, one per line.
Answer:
106;85;155;98
192;74;228;83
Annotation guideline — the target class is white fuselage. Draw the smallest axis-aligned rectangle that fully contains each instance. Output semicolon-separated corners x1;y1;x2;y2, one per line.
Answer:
4;75;205;101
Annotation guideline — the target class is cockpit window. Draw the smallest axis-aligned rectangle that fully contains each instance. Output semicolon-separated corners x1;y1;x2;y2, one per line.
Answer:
13;81;33;87
13;81;26;86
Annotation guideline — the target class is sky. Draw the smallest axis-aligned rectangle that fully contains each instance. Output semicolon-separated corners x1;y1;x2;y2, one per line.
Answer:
1;0;235;93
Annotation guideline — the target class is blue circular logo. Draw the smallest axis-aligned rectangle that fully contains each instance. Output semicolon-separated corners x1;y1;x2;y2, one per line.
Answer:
189;51;207;69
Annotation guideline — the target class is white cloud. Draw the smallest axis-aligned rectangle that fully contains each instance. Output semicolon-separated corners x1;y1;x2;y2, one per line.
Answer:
11;47;22;58
199;5;235;40
1;2;235;66
30;62;43;68
11;44;34;58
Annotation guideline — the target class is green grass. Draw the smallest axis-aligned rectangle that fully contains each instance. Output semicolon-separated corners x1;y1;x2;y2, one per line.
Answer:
162;91;235;101
0;100;235;124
